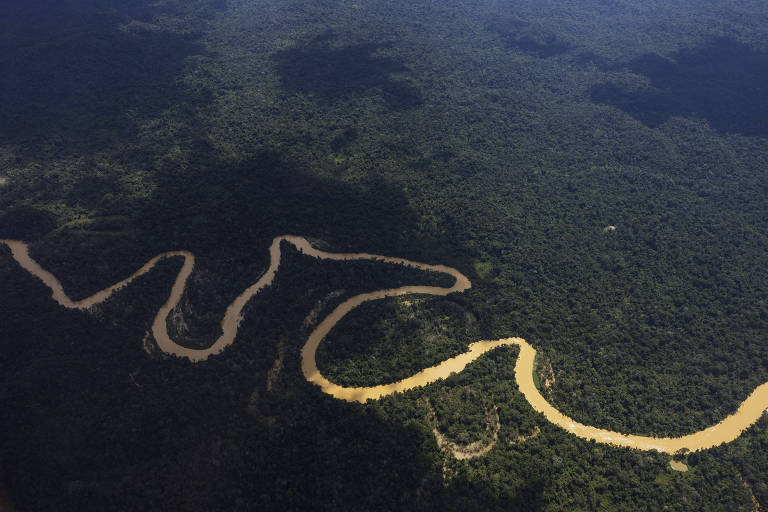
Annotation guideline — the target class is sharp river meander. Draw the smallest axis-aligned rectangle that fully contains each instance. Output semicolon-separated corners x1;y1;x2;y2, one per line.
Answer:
2;236;767;454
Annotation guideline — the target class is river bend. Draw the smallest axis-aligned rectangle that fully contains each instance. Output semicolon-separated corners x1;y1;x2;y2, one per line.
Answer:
2;236;767;454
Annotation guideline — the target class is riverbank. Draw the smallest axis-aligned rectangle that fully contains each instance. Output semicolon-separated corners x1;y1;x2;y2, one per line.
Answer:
4;237;767;455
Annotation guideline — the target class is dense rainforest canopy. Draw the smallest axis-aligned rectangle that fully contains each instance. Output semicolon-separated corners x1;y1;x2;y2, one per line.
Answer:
2;0;768;510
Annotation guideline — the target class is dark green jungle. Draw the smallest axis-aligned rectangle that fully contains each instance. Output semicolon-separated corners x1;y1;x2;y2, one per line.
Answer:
2;0;768;510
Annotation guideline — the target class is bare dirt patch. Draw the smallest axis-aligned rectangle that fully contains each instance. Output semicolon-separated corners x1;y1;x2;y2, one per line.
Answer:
669;460;688;472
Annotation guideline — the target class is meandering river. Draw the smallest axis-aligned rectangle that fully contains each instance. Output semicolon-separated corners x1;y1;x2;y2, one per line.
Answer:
2;236;767;454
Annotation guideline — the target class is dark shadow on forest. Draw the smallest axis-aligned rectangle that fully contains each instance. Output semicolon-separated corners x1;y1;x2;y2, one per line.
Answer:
590;37;768;137
486;19;572;58
271;33;422;110
0;0;223;145
134;145;447;339
0;309;447;511
0;206;56;239
136;148;426;255
506;35;571;58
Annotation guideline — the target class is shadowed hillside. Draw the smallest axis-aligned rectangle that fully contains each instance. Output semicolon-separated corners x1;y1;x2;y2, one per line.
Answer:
271;33;422;109
0;0;219;145
591;37;768;137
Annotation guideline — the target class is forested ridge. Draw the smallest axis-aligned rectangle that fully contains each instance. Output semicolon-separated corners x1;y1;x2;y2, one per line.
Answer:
2;0;768;510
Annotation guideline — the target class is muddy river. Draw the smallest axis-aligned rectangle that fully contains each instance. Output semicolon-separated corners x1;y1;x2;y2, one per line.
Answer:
3;236;766;454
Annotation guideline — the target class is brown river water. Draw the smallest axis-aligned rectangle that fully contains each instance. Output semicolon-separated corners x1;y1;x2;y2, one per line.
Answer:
2;236;767;454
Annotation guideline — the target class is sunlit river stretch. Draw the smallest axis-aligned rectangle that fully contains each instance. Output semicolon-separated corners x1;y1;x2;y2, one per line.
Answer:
2;236;767;454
